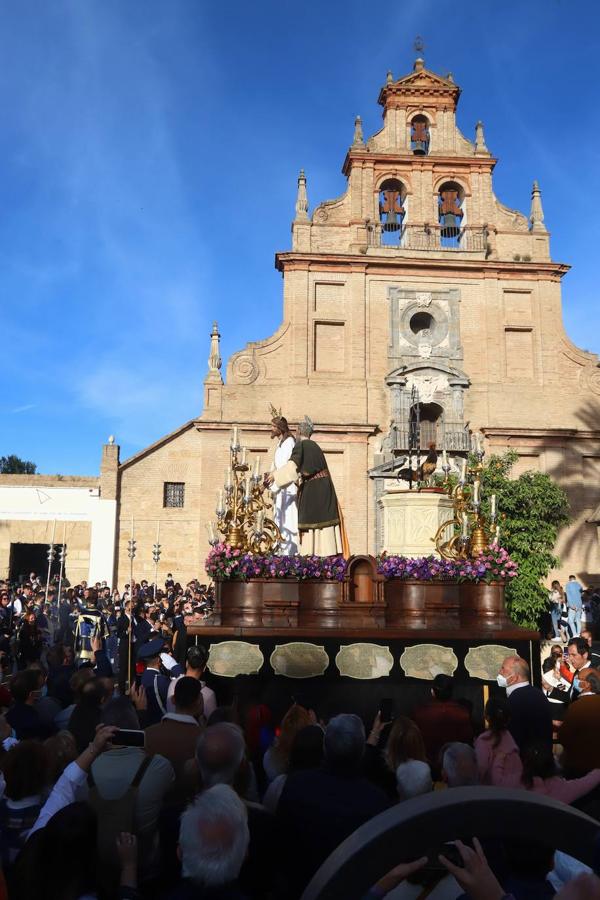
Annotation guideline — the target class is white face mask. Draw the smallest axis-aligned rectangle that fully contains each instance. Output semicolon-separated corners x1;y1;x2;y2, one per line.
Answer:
496;673;509;688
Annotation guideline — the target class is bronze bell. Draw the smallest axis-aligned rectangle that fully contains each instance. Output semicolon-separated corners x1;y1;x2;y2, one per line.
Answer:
412;140;427;156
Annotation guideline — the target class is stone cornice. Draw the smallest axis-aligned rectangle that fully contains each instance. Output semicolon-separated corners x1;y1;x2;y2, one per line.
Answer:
195;421;377;436
342;151;497;177
275;251;570;282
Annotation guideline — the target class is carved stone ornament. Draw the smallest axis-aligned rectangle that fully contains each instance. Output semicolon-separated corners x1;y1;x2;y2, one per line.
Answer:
231;353;260;384
400;644;458;680
580;365;600;397
465;645;516;681
270;642;329;679
315;208;329;223
207;641;264;678
415;292;432;307
405;373;449;404
335;643;394;680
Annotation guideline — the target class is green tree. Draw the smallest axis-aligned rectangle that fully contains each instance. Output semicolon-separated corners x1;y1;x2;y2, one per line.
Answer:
480;450;570;628
0;455;37;474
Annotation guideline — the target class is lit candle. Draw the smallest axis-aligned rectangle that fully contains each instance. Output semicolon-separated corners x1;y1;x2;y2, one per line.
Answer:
244;477;251;501
460;458;467;482
253;456;261;479
231;426;239;449
442;450;448;468
241;447;247;466
225;468;232;489
473;481;480;505
217;490;225;514
256;511;264;533
462;513;469;539
490;494;496;518
207;521;216;543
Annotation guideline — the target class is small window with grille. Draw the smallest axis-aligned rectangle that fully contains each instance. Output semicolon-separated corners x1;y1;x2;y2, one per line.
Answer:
164;482;185;508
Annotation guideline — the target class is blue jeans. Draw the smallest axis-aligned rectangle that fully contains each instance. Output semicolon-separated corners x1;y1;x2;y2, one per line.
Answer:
550;607;562;638
568;606;582;637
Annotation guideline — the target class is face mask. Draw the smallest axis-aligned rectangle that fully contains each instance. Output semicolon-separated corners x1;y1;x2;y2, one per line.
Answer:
573;677;581;692
496;674;508;688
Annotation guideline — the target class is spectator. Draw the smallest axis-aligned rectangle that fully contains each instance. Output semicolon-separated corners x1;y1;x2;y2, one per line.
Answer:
0;741;49;869
474;696;522;787
497;655;553;752
263;724;324;814
138;637;183;726
560;669;600;776
169;784;250;900
5;670;50;740
565;574;584;638
145;676;204;786
581;629;600;668
167;644;217;720
53;666;95;731
549;580;565;641
67;676;113;752
194;722;276;899
89;696;174;882
395;759;433;800
263;702;314;782
441;742;479;787
276;714;389;897
567;637;592;698
521;739;600;804
16;611;42;669
412;674;474;776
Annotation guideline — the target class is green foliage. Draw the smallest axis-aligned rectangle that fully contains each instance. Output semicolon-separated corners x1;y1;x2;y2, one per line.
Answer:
480;450;570;628
0;455;36;474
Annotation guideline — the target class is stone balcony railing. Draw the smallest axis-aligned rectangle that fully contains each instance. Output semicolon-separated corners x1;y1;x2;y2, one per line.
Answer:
367;223;488;254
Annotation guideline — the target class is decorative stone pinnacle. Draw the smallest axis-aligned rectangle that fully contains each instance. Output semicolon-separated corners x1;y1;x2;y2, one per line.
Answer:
352;115;364;147
475;120;488;153
295;168;309;221
414;58;425;72
529;180;546;232
206;320;223;384
386;70;393;84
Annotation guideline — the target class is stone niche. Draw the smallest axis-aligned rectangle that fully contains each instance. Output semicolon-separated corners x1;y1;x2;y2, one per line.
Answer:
378;487;454;557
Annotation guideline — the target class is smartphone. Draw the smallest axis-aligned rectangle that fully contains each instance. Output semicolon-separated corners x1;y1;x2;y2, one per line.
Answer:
113;729;145;748
379;698;393;722
422;842;465;874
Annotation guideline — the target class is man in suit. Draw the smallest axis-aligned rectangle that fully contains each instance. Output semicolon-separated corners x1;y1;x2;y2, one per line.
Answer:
145;676;204;785
497;655;553;752
139;637;183;726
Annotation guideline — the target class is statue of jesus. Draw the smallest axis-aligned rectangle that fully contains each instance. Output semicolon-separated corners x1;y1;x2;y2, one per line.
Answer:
268;408;298;555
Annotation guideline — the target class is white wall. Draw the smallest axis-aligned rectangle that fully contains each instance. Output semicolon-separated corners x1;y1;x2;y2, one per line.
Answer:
0;485;117;584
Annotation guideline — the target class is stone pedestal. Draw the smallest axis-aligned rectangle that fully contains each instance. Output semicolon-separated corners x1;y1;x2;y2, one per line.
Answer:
378;488;454;557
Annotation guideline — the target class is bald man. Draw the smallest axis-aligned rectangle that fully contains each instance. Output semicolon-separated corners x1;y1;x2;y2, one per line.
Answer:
497;655;553;752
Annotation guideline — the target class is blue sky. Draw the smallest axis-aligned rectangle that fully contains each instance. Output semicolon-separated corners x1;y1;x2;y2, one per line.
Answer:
2;0;599;474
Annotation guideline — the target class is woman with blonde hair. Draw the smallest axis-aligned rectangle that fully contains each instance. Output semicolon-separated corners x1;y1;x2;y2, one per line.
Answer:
263;703;315;782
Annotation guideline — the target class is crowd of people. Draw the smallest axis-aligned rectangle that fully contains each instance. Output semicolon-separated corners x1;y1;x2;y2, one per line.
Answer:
0;570;598;897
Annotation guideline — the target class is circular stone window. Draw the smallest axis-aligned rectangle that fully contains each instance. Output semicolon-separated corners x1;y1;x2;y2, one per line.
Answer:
409;311;434;334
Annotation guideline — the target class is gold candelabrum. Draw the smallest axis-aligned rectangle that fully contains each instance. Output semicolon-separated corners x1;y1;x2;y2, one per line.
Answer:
433;439;500;560
207;426;281;553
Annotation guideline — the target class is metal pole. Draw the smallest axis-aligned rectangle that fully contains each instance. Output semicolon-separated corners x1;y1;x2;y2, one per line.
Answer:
127;518;137;692
56;521;67;606
44;519;57;606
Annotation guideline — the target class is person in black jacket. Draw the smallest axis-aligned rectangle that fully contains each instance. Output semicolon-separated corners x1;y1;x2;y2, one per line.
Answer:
497;655;553;752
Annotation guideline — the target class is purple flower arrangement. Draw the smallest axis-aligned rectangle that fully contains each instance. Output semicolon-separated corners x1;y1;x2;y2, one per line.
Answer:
377;545;518;584
206;543;348;582
207;544;517;584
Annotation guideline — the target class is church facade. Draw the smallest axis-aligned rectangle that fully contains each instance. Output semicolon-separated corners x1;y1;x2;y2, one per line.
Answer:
2;58;600;587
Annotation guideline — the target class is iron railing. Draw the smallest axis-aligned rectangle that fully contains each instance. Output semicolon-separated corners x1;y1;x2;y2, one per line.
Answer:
369;223;488;252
